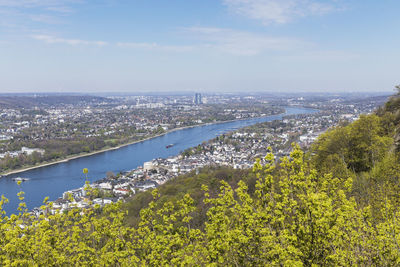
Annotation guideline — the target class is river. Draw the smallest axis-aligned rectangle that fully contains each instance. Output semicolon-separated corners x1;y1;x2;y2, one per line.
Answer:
0;107;317;214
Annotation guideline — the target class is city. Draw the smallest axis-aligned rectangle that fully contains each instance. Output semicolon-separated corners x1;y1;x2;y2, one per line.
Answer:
12;92;386;216
0;93;283;174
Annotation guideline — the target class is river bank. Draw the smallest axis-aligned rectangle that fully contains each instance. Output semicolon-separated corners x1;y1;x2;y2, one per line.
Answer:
0;132;169;176
0;111;286;177
0;106;316;214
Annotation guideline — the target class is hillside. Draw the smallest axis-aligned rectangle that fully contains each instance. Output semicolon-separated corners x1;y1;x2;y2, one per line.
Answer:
123;166;257;227
2;93;400;265
311;90;400;213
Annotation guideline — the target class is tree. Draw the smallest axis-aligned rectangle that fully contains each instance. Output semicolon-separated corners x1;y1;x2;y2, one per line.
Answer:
312;114;393;173
106;171;116;179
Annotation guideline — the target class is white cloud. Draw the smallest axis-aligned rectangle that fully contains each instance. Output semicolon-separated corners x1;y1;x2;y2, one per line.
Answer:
30;14;61;24
0;0;81;27
32;35;107;46
301;50;359;60
117;42;194;52
118;27;309;56
33;35;191;51
0;0;42;8
0;0;81;9
45;6;74;13
185;27;310;55
223;0;340;24
32;28;309;56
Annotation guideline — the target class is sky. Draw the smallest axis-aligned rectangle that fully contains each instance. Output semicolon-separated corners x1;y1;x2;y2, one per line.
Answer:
0;0;399;93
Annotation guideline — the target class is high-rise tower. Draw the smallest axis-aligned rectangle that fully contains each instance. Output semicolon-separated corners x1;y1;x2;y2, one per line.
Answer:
193;93;202;105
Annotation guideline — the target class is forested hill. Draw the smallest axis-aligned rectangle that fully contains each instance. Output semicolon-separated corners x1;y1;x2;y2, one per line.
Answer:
379;88;400;149
2;93;400;265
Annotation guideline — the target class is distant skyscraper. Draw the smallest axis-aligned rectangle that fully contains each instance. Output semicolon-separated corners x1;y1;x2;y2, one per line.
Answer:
193;93;202;105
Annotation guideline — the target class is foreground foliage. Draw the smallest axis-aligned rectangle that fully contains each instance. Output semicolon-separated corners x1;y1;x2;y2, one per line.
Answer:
1;143;400;266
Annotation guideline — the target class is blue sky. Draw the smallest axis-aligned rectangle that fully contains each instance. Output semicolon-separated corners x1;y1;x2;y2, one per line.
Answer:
0;0;399;93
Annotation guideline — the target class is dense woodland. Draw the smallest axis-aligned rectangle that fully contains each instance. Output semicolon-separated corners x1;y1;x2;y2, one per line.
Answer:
2;92;400;265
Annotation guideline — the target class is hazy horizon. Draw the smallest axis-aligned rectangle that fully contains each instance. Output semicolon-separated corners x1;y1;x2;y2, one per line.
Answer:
1;0;399;93
0;90;394;97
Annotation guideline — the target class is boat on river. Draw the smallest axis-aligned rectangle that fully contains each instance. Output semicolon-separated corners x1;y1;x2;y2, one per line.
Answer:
166;144;174;149
12;177;30;182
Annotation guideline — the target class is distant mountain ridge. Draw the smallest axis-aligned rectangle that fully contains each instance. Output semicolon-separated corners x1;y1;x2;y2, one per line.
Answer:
0;95;113;108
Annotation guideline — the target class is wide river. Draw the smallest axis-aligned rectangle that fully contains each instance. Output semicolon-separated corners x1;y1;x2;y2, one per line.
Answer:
0;107;317;214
